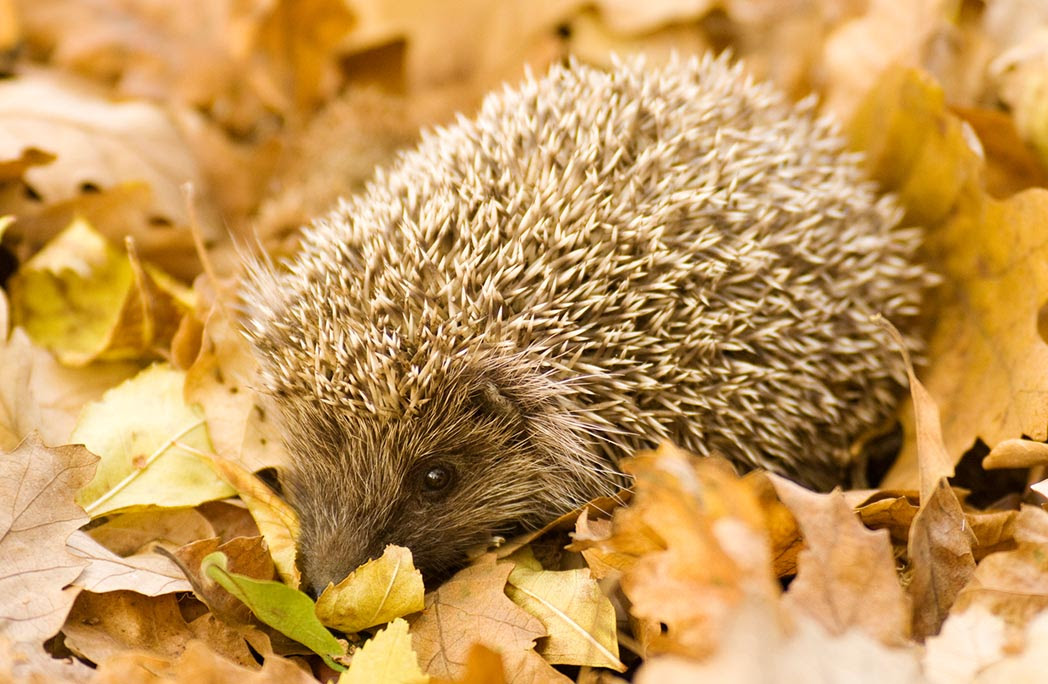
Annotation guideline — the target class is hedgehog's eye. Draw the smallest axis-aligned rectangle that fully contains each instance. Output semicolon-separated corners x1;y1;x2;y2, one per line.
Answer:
421;464;455;495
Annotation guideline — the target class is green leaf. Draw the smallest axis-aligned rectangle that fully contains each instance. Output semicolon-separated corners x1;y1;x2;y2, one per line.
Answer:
201;551;346;670
73;363;234;517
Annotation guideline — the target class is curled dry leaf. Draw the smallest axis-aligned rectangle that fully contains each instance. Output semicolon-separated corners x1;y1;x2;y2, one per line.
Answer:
982;438;1048;469
584;443;778;658
315;545;425;634
0;435;97;644
339;618;428;684
770;475;911;646
171;535;275;627
908;479;977;640
72;363;235;517
8;218;191;366
206;454;300;586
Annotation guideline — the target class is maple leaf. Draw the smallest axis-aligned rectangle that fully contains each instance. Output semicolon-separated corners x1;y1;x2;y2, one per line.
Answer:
0;435;97;643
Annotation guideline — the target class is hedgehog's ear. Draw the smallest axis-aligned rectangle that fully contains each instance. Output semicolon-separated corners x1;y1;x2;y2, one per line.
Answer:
469;377;524;426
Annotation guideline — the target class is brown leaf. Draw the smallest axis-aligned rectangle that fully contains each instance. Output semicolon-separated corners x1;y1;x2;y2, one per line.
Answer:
0;435;97;643
982;438;1048;469
770;476;911;646
409;559;561;682
62;591;195;664
953;540;1048;630
907;479;977;639
598;444;778;658
92;639;316;684
87;508;215;556
0;633;94;683
170;536;275;627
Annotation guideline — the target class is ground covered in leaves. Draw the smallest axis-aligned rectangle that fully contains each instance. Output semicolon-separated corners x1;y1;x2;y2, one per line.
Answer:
4;0;1048;682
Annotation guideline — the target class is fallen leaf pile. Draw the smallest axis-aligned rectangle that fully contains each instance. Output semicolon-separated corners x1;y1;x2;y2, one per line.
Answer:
4;1;1048;682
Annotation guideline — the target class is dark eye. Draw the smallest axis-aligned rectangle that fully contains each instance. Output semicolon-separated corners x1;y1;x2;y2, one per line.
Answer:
421;464;455;494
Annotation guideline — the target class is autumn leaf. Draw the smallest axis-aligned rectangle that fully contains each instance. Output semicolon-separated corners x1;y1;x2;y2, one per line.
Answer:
315;545;425;634
185;304;290;472
409;559;560;682
206;454;300;586
0;71;214;224
339;618;428;684
770;476;912;646
0;436;97;643
8;218;191;365
504;550;623;670
73;363;235;517
851;67;1048;486
171;536;273;627
66;530;191;596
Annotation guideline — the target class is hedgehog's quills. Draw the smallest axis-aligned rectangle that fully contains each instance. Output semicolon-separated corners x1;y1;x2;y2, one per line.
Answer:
242;54;927;593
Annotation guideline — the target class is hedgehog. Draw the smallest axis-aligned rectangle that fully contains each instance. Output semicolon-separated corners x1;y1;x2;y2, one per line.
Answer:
242;54;927;593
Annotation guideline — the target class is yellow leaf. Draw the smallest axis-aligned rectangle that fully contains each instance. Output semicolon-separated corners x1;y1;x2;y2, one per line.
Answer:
505;552;623;670
73;363;234;517
850;67;1048;487
207;454;301;587
8;217;191;365
315;545;425;633
338;619;428;684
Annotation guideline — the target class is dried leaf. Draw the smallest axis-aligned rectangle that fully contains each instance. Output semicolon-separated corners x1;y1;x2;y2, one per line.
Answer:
923;607;1007;684
172;536;274;627
87;508;215;556
92;639;316;684
207;455;300;586
409;560;558;682
315;545;425;634
505;554;623;670
0;71;213;224
0;436;97;643
982;438;1048;469
854;68;1048;487
66;530;191;596
62;591;196;665
8;218;191;365
908;479;977;639
185;305;290;472
73;363;235;517
339;618;428;684
595;444;778;658
770;476;911;645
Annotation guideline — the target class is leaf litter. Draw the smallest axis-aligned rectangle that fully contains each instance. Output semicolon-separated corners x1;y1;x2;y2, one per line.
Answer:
5;1;1048;682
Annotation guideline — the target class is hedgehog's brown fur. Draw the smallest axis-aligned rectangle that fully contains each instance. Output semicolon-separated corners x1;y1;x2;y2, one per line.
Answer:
242;54;927;592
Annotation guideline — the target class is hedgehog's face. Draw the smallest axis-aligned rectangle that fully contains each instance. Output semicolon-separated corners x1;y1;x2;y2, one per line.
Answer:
273;367;612;595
